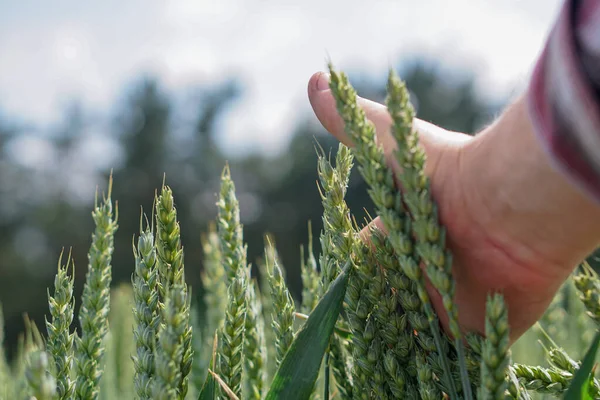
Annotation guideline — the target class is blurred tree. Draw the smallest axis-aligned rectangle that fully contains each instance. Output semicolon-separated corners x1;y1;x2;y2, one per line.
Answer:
111;78;173;290
0;57;500;357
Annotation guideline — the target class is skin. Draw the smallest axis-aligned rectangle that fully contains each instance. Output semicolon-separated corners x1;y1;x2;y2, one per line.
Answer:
307;71;600;342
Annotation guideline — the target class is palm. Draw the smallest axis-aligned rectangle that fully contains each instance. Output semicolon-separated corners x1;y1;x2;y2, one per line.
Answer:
424;143;565;340
308;72;568;341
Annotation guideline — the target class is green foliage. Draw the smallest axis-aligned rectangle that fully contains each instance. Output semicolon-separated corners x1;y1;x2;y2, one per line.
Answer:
3;64;600;400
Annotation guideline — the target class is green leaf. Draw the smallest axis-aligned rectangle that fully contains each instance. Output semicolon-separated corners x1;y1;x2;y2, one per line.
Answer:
265;261;351;400
294;312;352;340
198;334;218;400
564;331;600;400
581;368;595;400
198;374;216;400
197;373;215;400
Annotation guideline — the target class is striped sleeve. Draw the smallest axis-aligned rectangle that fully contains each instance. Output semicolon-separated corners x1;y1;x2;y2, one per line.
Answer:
527;0;600;201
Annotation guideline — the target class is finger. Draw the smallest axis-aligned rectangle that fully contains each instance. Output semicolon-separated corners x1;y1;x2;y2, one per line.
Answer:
357;216;387;246
308;71;469;177
307;71;398;164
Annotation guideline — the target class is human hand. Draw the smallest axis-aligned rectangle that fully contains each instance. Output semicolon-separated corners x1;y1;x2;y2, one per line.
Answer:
307;71;600;341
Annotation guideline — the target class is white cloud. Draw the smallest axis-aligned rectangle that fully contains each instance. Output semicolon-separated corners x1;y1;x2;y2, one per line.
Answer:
0;0;563;157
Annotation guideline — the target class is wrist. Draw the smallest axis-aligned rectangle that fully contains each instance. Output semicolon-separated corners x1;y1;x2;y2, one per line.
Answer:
461;94;600;275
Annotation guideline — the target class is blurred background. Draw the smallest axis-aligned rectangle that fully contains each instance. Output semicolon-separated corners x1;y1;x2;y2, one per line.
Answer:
0;0;566;358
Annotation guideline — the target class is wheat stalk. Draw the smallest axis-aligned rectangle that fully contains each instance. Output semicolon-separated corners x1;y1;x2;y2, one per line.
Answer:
217;165;246;283
152;282;189;400
132;214;160;400
46;250;76;400
416;350;442;400
316;144;355;293
479;294;510;400
511;364;570;395
327;64;459;397
300;222;321;314
266;243;295;368
546;346;600;397
574;262;600;326
155;185;193;399
201;223;227;338
244;279;267;399
199;223;227;388
386;69;475;398
26;349;57;400
75;181;118;400
216;264;249;399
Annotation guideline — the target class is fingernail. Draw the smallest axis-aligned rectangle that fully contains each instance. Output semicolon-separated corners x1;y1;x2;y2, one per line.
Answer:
316;72;330;91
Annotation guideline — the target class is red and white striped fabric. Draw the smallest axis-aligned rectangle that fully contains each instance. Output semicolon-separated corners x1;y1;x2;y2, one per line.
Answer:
528;0;600;201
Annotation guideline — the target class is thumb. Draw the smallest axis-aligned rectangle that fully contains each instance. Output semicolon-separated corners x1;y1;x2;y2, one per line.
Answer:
307;71;470;178
307;71;398;165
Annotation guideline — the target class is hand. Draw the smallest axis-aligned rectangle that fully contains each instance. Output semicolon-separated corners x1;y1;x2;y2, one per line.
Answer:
307;71;600;341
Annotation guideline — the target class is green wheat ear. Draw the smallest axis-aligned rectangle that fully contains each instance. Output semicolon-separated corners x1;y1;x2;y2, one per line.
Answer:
327;63;459;397
26;349;57;400
104;284;136;399
23;316;56;400
75;178;118;400
214;164;251;399
154;184;192;400
198;222;227;386
201;222;227;338
217;164;246;283
479;293;510;399
538;331;600;397
244;278;268;400
511;364;570;396
315;143;359;398
132;211;160;400
386;68;474;398
266;241;296;368
300;221;320;314
152;280;190;400
316;143;355;293
46;249;76;400
574;261;600;326
216;264;249;399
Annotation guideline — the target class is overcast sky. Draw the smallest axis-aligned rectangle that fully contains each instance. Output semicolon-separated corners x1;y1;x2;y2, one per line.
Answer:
0;0;563;157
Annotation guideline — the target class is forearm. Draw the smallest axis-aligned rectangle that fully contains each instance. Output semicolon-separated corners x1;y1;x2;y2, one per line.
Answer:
460;0;600;275
463;95;600;273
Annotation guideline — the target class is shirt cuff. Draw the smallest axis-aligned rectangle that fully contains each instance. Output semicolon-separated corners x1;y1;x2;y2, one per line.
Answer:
527;0;600;203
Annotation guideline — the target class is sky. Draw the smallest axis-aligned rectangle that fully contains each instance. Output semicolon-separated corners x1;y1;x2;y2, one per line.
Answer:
0;0;564;157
